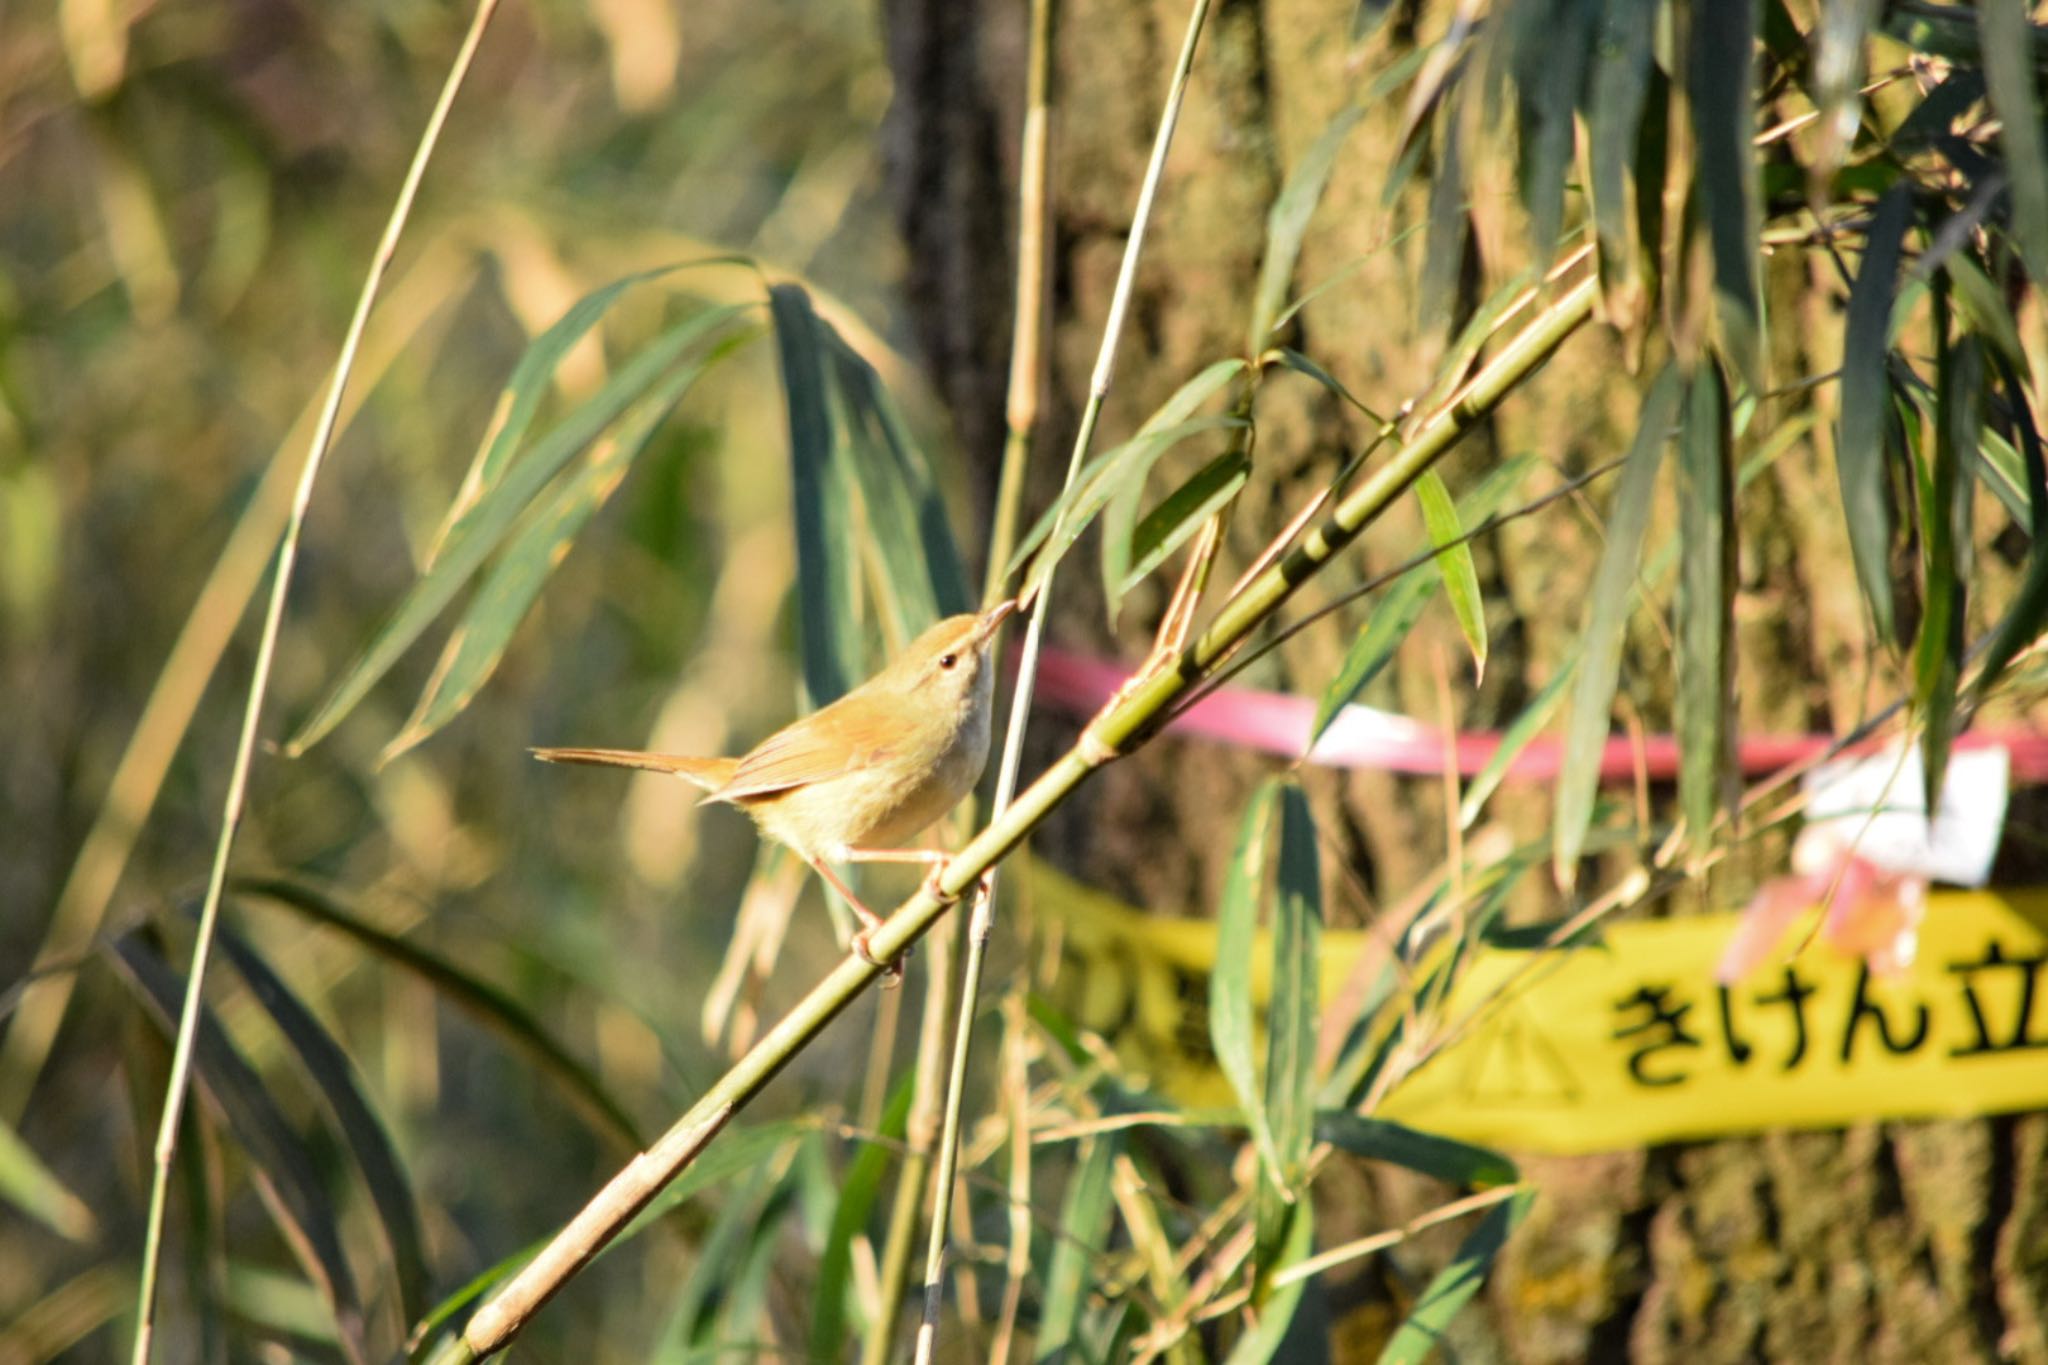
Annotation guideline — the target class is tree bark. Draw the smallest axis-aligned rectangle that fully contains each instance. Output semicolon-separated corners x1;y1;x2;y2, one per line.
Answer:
879;0;2048;1359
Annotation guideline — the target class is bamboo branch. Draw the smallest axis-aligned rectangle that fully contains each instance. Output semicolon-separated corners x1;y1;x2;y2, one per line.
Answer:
426;272;1596;1365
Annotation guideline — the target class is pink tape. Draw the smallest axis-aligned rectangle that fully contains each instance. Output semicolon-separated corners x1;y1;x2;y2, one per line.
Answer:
1029;646;2048;784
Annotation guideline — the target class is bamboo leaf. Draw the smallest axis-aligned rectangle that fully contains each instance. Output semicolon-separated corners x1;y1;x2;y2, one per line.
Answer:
810;1079;912;1360
235;877;643;1152
214;925;430;1330
663;1151;785;1346
406;1240;546;1361
1308;456;1540;750
107;935;371;1365
1252;104;1369;348
1008;358;1246;580
427;259;742;563
1213;780;1284;1182
1977;422;2035;526
1268;347;1382;420
1038;1134;1120;1360
1587;0;1656;311
1415;470;1487;679
1839;185;1911;645
1269;787;1322;1182
384;331;754;763
1917;329;1980;810
1375;1189;1534;1364
1095;420;1248;612
1974;354;2048;707
0;1116;93;1242
1674;357;1737;854
1554;365;1683;885
826;334;973;623
1419;89;1468;336
1097;362;1256;608
1687;0;1764;389
1315;1114;1519;1187
1118;450;1253;600
1461;652;1578;830
1514;0;1594;266
771;283;864;705
1944;253;2028;370
1980;0;2048;291
1810;0;1880;181
286;302;751;755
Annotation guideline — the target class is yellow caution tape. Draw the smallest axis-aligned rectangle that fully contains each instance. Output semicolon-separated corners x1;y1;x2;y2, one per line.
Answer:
1028;861;2048;1155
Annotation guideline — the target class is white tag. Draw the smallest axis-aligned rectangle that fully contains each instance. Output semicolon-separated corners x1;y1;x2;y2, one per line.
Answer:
1799;743;2010;886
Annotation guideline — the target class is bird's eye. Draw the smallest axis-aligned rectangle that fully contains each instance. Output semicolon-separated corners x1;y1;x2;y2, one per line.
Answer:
939;653;959;670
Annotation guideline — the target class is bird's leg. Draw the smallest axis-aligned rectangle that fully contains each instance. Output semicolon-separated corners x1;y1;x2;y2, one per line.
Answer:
841;846;964;904
809;858;904;982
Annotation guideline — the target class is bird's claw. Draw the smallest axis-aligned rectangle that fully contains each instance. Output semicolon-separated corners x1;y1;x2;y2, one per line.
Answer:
852;926;908;985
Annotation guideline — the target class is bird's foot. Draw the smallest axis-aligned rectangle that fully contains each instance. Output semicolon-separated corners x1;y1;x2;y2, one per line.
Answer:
851;922;908;985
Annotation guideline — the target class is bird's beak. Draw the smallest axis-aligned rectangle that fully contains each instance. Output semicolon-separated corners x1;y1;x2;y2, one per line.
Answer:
974;597;1018;644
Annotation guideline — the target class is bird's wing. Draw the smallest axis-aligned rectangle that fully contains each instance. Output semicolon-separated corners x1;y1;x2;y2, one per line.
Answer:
717;693;898;801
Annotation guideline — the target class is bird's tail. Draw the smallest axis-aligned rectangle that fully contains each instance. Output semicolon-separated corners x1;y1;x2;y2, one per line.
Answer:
530;747;738;794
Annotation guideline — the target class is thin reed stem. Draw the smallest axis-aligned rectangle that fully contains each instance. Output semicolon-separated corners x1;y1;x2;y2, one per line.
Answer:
128;6;499;1361
915;0;1212;1358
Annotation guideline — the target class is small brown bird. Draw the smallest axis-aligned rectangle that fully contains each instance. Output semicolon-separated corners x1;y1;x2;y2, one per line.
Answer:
533;599;1016;967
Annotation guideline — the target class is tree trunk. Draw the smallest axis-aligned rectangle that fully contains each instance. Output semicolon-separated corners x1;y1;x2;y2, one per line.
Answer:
879;0;2048;1359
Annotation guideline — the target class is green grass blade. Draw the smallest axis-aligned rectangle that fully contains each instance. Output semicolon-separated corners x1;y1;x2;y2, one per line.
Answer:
1252;103;1368;348
286;302;751;754
234;876;642;1152
1374;1189;1534;1364
1118;450;1253;600
1981;0;2048;291
770;283;863;705
1308;455;1539;750
1674;358;1736;855
1838;185;1911;645
1414;469;1486;679
1037;1134;1120;1361
108;935;370;1365
1314;1114;1518;1187
214;925;430;1330
385;330;755;762
1213;780;1283;1182
1554;364;1682;885
1687;0;1764;390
